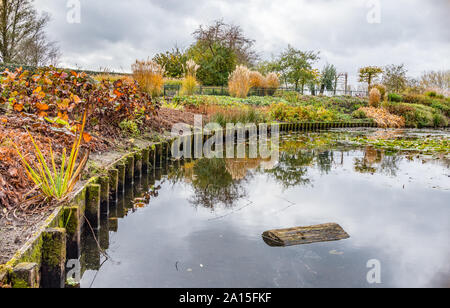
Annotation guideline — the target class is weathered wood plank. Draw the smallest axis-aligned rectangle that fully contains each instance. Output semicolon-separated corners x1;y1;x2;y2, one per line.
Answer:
262;223;350;247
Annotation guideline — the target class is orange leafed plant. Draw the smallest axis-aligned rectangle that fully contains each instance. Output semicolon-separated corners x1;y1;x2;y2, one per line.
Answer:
358;107;405;128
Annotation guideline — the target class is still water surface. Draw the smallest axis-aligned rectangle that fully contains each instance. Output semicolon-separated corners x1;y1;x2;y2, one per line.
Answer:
80;130;450;288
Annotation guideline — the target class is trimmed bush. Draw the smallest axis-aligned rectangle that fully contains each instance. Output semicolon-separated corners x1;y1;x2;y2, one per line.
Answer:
388;93;403;102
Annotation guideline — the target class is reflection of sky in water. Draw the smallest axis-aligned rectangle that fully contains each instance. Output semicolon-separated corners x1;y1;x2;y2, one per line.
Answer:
81;147;450;288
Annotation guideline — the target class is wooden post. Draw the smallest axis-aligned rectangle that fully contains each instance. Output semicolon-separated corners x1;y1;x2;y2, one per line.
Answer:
141;148;150;170
12;263;40;288
86;184;101;230
116;163;126;192
41;228;66;289
108;169;119;201
98;176;109;216
134;152;142;179
125;155;135;184
62;206;81;260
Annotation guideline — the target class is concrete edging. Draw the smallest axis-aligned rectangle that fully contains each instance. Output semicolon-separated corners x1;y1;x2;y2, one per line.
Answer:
0;140;173;288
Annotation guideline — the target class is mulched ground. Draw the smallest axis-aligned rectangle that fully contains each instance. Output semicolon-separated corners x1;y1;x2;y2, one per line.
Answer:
0;107;197;264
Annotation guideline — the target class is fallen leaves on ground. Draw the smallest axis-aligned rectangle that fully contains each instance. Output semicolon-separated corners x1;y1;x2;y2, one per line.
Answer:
358;107;405;128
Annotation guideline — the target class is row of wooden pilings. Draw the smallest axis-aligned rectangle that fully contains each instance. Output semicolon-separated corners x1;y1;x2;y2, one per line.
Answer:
277;121;377;132
3;141;173;288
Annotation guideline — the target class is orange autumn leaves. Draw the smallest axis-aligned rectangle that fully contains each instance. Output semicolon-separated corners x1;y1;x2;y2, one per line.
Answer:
358;107;405;128
1;68;87;121
0;67;158;131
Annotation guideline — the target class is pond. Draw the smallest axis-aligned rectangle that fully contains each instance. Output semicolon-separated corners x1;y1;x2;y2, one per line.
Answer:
78;129;450;288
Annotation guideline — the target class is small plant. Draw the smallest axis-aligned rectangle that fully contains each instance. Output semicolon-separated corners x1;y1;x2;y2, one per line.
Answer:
11;112;90;201
119;120;141;137
369;88;381;108
132;59;165;98
228;65;251;98
180;59;200;96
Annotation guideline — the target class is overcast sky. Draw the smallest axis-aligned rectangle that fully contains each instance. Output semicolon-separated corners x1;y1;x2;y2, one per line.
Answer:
35;0;449;87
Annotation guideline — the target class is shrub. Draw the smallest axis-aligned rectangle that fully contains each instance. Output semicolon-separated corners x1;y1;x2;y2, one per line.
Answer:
352;109;367;119
425;91;437;98
0;67;157;128
402;94;431;105
388;93;403;102
249;71;266;89
431;101;450;117
132;59;165;98
269;102;338;123
373;84;387;101
369;88;381;108
228;65;251;98
384;102;448;128
266;72;280;96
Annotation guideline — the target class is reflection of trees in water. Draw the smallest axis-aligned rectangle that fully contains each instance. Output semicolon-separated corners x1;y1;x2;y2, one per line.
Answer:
189;158;248;210
353;147;402;176
316;150;334;175
380;155;402;176
266;150;314;189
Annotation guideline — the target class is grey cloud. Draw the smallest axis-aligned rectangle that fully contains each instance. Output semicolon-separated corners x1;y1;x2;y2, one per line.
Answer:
35;0;449;82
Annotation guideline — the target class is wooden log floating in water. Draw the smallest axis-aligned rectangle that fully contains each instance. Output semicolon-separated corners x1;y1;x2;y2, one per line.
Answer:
262;223;350;247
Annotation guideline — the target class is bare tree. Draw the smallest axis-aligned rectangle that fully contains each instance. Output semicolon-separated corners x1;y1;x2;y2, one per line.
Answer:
383;64;408;93
420;70;450;95
0;0;60;65
193;20;259;66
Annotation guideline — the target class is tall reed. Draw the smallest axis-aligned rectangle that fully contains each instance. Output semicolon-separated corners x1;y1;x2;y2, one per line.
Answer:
181;59;200;96
229;65;251;98
132;59;165;98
